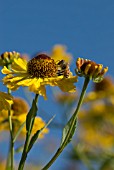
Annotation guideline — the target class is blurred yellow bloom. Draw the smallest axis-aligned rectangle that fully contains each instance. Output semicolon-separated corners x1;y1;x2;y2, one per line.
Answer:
50;44;72;63
0;91;13;111
55;92;78;105
74;76;114;154
78;101;114;151
2;53;77;99
84;76;114;103
0;161;5;170
0;97;48;139
13;114;49;139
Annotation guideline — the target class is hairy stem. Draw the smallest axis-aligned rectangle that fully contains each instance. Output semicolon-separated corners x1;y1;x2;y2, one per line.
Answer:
42;77;90;170
18;94;38;170
6;87;14;170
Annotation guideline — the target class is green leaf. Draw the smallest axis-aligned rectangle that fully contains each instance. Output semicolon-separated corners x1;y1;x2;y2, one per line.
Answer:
60;114;77;148
27;115;55;153
26;99;38;132
13;121;26;143
27;129;40;153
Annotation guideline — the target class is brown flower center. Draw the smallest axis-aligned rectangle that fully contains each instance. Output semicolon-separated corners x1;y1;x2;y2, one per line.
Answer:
27;54;58;78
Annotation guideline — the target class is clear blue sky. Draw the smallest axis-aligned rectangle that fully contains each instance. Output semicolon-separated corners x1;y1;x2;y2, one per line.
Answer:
0;0;114;169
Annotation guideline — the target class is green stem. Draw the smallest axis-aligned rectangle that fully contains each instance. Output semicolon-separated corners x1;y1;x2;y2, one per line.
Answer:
6;87;14;170
42;77;90;170
18;94;38;170
9;110;14;170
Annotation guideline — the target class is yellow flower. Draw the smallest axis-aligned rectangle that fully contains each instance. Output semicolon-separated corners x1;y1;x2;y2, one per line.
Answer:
0;97;48;139
2;53;77;99
50;44;72;63
0;91;13;111
76;58;108;82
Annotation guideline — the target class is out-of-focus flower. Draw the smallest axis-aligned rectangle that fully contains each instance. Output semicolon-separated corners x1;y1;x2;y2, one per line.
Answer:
11;97;29;116
50;44;72;63
55;92;78;105
76;58;108;82
0;51;20;67
0;91;13;111
70;76;114;159
77;76;114;153
0;161;5;170
93;76;113;92
78;101;114;152
0;160;41;170
15;115;49;139
2;53;77;99
84;76;114;103
24;163;41;170
0;97;48;139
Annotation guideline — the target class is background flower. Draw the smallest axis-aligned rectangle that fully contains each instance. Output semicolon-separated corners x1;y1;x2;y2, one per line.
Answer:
0;97;48;139
0;92;13;111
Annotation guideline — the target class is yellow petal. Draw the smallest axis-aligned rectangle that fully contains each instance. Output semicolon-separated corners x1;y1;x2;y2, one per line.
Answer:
1;66;13;74
12;58;27;72
57;76;78;92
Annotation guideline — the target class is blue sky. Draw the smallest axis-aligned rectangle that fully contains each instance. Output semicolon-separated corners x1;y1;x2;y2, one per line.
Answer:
0;0;114;169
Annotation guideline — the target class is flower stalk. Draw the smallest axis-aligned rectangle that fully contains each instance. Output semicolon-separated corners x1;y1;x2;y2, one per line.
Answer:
6;64;14;170
7;108;14;170
42;77;90;170
18;94;38;170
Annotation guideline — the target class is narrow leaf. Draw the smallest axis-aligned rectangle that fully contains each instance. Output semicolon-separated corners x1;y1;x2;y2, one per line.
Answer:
28;115;55;152
60;114;77;147
26;99;37;131
27;129;40;152
13;121;26;143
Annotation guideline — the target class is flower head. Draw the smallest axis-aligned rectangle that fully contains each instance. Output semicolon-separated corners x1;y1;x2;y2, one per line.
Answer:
0;91;13;111
76;58;108;82
0;51;20;67
2;53;77;99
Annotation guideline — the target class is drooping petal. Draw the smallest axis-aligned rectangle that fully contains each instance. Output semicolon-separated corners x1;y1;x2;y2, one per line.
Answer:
57;76;78;92
12;58;27;72
1;66;13;74
29;80;47;100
